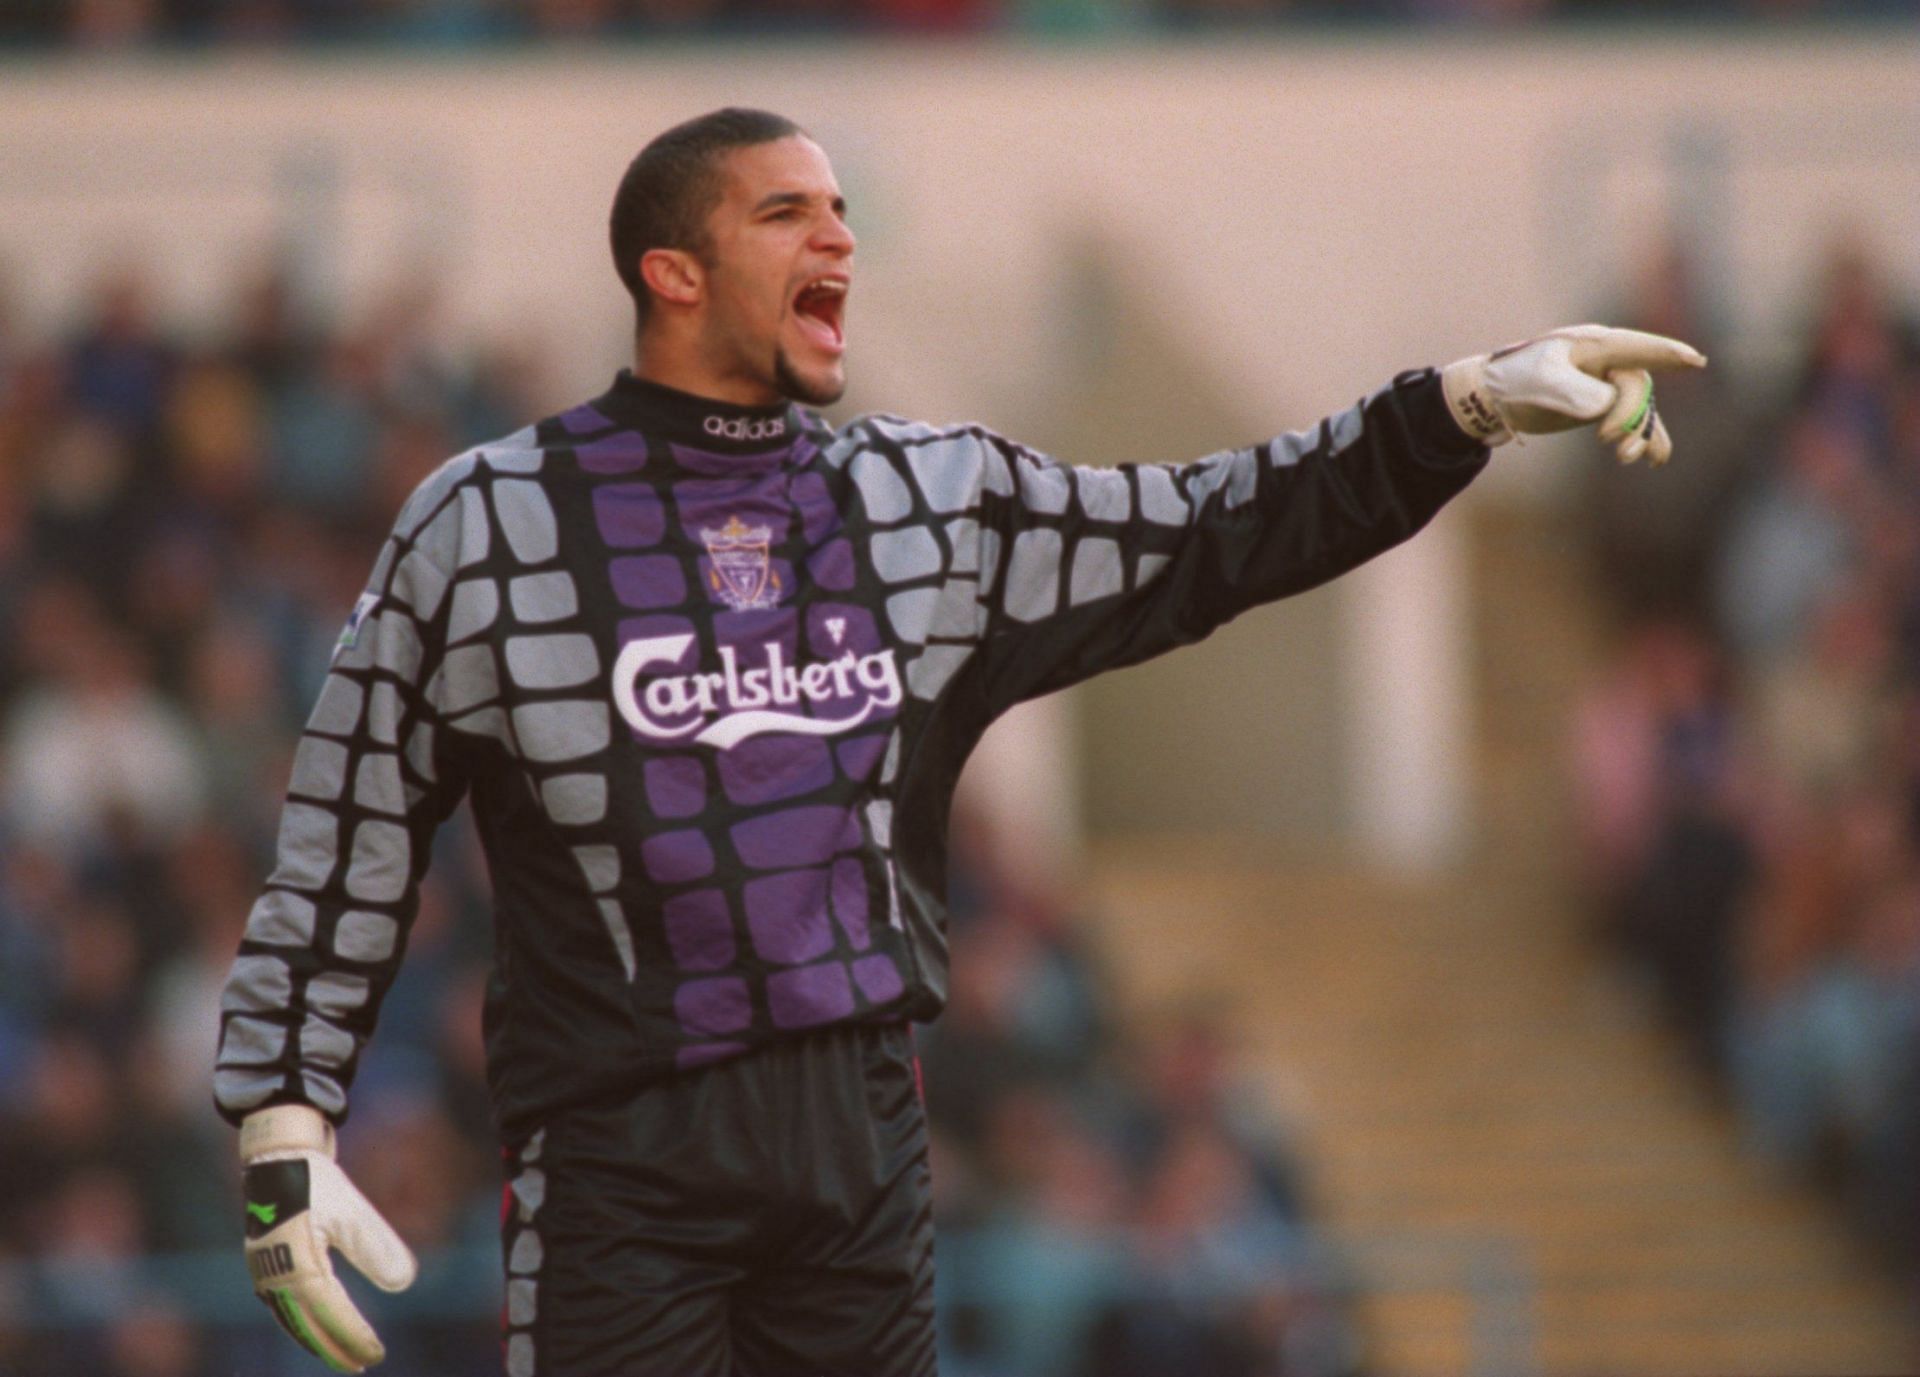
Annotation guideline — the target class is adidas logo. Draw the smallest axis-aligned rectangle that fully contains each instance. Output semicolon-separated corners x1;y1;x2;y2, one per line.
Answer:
704;415;786;441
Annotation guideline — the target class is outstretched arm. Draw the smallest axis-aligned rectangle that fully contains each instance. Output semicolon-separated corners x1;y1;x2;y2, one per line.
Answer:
954;327;1703;714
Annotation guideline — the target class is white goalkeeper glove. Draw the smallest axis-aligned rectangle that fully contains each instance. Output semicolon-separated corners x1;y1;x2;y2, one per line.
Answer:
240;1105;417;1372
1441;323;1707;464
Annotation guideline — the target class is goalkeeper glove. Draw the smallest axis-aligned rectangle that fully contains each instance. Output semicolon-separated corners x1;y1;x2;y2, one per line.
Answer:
1441;324;1707;465
241;1105;417;1372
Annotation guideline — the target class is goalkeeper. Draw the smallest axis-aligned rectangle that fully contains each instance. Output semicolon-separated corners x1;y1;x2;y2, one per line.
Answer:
215;107;1703;1376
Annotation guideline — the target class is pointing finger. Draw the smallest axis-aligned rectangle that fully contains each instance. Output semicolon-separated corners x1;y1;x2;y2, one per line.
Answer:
1571;327;1707;374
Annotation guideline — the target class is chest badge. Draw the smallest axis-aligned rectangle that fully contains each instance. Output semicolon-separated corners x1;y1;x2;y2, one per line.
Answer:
702;515;782;612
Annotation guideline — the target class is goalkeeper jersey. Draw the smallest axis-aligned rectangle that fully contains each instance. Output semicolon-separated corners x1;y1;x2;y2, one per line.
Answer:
214;368;1486;1140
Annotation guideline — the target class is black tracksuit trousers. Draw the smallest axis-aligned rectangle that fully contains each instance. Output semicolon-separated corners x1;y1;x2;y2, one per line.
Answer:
500;1020;937;1376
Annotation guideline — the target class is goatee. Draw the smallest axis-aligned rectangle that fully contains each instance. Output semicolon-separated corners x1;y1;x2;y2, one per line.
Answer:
774;349;845;407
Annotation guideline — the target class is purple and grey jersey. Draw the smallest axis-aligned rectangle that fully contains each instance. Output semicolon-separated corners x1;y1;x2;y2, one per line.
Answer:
213;368;1486;1138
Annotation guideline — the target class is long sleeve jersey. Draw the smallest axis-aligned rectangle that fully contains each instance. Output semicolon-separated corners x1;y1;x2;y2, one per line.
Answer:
214;367;1487;1140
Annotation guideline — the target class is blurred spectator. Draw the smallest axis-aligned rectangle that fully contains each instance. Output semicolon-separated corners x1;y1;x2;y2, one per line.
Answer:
0;0;1912;44
1571;230;1920;1279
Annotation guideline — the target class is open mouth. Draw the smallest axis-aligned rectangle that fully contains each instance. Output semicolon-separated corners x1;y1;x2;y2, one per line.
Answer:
791;275;848;355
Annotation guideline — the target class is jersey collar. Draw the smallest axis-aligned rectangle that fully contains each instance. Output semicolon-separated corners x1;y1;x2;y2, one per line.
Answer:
592;370;803;457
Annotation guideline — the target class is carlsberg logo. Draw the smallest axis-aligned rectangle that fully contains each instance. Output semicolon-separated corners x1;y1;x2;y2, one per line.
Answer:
614;634;900;749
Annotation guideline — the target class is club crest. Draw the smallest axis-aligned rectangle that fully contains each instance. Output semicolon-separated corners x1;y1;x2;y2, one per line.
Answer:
701;515;782;612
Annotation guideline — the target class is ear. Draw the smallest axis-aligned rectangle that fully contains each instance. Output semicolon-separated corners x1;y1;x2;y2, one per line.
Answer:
640;248;702;310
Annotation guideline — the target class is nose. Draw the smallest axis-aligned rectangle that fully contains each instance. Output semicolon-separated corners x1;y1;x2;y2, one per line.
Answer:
814;211;855;258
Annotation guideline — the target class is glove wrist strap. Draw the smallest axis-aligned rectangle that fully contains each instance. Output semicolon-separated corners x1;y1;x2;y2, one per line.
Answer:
241;1104;336;1164
1440;354;1512;446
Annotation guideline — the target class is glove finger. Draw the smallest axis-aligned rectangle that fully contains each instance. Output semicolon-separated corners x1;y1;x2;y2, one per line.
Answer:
263;1285;366;1373
1532;350;1619;422
1647;411;1674;466
1569;326;1707;374
317;1160;419;1293
297;1272;385;1371
1597;369;1654;443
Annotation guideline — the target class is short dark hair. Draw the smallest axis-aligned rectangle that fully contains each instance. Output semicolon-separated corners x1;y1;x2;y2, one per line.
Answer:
609;107;806;327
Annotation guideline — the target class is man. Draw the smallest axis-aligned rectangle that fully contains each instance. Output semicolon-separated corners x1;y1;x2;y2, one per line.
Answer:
216;107;1703;1376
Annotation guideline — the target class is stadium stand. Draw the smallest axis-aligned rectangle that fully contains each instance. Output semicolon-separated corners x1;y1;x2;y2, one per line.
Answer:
1568;233;1920;1278
0;0;1914;46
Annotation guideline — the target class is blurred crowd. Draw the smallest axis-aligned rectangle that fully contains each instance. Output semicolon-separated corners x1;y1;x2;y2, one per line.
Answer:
0;0;1913;45
1570;236;1920;1276
0;265;1358;1375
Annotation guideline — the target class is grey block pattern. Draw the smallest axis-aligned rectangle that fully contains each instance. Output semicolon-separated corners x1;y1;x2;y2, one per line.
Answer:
395;549;450;621
344;820;410;903
1184;452;1237;510
511;572;579;625
598;900;638;981
508;1278;537;1327
307;971;370;1017
395;452;482;539
927;579;984;641
308;675;365;736
1137;552;1173;587
496;480;559;564
906;442;980;515
485;431;544;474
1274;426;1316;467
244;890;316;947
506;635;601;691
213;1067;281;1110
572;845;620;893
541;774;608;826
449;579;499;644
865;798;893;847
222;955;292;1014
373;611;425;683
1076;468;1132;522
335;909;400;962
1016;459;1071;515
299;1015;356;1068
980;445;1014;497
353;754;406;816
331;614;378;672
450;705;511;745
1225;451;1259;509
406;723;437;783
458;487;491;567
512;701;611;763
886;588;942;645
908;645;973;701
881;731;901;783
270;803;339;892
440;645;501;714
977;529;1003;599
364;542;398;604
509;1230;542;1274
301;1070;346;1117
366;683;401;746
871;527;942;584
289;737;349;802
1136;465;1189;526
218;1016;285;1065
1327;400;1365;454
1005;529;1064;623
1070;537;1125;606
850;451;912;523
945;518;980;574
